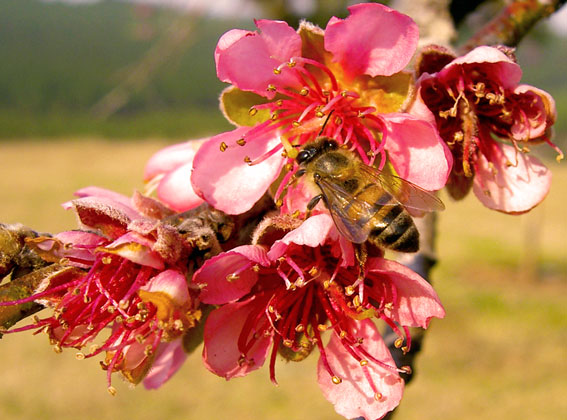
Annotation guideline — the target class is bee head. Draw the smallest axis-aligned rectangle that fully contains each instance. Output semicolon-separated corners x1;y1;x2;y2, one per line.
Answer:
296;137;338;165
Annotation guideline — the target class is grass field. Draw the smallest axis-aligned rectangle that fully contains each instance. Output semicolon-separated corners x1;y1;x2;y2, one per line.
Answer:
1;139;565;420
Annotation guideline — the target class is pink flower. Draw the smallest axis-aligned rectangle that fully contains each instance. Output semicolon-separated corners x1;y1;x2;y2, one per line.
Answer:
414;46;560;213
193;214;444;419
191;3;451;215
144;140;205;212
3;187;200;392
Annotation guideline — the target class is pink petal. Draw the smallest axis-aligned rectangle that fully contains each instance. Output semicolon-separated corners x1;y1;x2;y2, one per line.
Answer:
193;245;269;304
382;113;452;190
366;258;445;328
215;20;301;97
267;214;338;260
105;232;164;269
71;186;134;210
325;3;419;79
473;143;551;214
141;269;190;306
510;84;556;141
203;298;271;379
443;46;522;88
318;318;404;420
157;161;204;212
143;340;187;390
143;140;202;181
191;127;285;215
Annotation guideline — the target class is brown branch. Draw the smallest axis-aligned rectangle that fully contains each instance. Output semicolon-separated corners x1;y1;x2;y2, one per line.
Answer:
461;0;567;52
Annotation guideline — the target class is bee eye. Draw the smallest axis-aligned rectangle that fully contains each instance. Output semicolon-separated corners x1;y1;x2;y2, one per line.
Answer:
297;150;311;164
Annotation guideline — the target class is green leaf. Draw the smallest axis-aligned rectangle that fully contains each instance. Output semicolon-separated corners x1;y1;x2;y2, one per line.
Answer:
220;86;272;127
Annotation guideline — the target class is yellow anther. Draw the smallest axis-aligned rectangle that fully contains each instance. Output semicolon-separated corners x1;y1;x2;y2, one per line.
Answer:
287;60;296;68
374;392;383;401
292;120;301;127
317;324;327;332
401;365;412;374
75;352;85;360
360;359;368;366
315;111;324;118
220;142;228;152
102;256;112;264
299;88;309;96
273;68;282;75
107;386;117;396
226;273;240;282
295;324;304;332
276;99;283;106
267;84;277;92
308;266;318;276
353;295;361;307
332;376;342;384
244;156;252;164
345;285;355;296
236;138;246;146
394;337;404;348
291;210;301;218
249;107;258;116
283;339;293;348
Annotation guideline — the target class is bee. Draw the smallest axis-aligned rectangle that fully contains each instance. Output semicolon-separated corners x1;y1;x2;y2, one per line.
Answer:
294;138;444;252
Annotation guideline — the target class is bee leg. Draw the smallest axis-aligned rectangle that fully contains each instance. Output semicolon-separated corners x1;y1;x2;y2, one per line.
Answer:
305;194;323;219
354;243;368;281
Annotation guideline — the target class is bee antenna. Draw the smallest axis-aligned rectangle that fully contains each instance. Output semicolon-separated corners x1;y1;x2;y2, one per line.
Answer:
318;110;335;137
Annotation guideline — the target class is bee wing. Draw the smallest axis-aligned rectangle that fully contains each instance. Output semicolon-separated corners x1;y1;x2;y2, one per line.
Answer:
358;165;445;213
315;176;375;244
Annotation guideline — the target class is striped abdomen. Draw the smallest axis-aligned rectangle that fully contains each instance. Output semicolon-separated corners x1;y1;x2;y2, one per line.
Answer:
352;181;419;252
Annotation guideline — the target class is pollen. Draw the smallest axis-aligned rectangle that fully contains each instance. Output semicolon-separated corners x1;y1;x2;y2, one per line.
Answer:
249;107;258;116
360;359;368;366
299;88;309;96
220;142;228;152
394;337;404;348
273;68;282;75
374;392;383;401
236;138;246;146
331;376;342;385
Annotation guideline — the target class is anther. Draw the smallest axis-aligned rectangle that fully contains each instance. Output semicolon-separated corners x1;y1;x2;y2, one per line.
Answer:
308;266;318;276
315;111;324;118
276;99;283;106
220;142;228;152
291;210;300;218
244;156;252;164
83;295;91;303
339;330;347;339
353;295;361;307
374;392;383;401
345;285;355;296
252;264;260;272
384;302;393;311
107;386;117;396
360;359;368;366
401;365;412;374
75;352;85;360
401;346;409;354
283;339;293;348
299;88;309;96
295;324;304;332
249;107;258;116
292;121;301;127
226;273;239;282
236;138;246;146
53;344;62;354
317;324;327;332
332;376;342;384
273;68;282;75
102;256;112;264
267;84;277;92
287;60;296;68
394;337;404;348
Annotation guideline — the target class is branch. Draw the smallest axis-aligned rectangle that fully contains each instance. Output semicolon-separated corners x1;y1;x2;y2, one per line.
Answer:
461;0;567;52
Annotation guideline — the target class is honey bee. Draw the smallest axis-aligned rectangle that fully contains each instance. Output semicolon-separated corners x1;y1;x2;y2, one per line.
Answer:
294;138;444;252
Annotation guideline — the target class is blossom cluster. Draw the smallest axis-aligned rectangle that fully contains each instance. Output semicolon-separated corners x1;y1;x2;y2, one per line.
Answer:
1;3;559;420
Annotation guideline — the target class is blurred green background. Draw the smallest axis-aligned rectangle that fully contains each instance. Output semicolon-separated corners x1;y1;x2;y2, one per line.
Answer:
0;1;565;419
